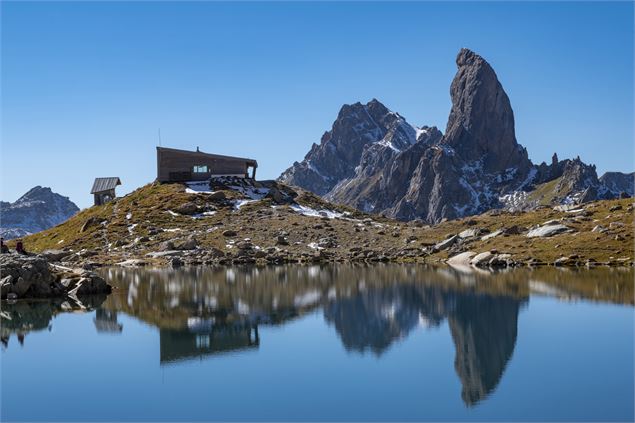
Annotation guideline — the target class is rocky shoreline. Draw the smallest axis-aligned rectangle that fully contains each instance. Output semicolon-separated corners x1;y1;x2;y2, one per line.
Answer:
0;253;112;300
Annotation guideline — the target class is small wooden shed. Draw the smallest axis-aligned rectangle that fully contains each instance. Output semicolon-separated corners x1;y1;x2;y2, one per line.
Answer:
91;177;121;206
156;147;258;182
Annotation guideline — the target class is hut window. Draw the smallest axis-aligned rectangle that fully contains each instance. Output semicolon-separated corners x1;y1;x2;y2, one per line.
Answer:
193;165;208;173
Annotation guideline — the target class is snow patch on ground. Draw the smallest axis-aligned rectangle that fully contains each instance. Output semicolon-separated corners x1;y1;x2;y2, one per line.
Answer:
233;199;258;210
192;211;217;219
290;204;348;219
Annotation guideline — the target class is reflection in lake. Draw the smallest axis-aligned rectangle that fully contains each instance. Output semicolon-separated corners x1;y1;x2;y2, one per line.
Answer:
1;264;633;420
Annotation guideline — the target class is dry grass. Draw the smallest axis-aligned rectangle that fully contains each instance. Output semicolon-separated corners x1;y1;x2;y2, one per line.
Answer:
14;181;634;266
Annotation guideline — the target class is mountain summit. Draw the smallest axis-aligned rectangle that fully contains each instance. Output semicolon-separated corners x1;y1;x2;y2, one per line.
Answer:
280;49;632;223
0;186;79;239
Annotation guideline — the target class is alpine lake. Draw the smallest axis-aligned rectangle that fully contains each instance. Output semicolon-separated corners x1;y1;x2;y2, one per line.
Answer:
1;264;633;421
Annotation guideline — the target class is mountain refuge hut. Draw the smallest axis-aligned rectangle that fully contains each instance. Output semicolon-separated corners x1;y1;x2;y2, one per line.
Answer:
156;147;258;182
91;177;122;206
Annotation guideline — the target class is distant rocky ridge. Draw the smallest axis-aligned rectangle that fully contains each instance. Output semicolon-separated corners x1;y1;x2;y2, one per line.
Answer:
0;186;79;240
279;48;633;223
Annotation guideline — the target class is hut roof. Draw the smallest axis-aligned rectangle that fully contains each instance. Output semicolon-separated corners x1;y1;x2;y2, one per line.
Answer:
91;177;122;194
156;146;258;167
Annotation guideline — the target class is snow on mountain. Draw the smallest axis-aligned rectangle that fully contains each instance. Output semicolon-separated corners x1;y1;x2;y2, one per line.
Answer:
0;186;79;240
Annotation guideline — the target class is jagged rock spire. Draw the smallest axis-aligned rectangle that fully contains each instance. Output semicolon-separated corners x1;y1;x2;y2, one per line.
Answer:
444;48;531;174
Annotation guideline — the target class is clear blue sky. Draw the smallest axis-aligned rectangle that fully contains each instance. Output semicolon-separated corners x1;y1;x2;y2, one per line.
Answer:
1;1;633;209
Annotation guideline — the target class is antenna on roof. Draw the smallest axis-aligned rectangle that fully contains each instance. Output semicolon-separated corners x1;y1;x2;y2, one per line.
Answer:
158;128;162;147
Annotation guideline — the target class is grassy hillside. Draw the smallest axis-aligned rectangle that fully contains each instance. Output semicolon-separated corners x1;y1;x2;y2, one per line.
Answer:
15;179;634;267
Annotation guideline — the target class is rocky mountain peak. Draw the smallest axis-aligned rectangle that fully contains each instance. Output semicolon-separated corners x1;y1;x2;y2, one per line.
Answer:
445;48;531;175
16;186;55;204
0;186;79;240
280;48;631;223
279;99;423;196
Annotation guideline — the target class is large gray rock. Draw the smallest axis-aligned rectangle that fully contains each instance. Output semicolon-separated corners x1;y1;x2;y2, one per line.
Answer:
470;252;495;267
39;249;71;262
435;235;459;251
526;224;569;238
174;236;199;250
67;274;110;297
447;251;476;267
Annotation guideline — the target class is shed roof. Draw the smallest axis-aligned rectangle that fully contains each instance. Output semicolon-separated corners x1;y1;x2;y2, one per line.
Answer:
156;146;258;167
91;177;122;194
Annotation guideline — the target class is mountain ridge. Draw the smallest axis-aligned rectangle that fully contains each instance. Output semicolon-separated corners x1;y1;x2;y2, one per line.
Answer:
279;48;633;223
0;186;79;240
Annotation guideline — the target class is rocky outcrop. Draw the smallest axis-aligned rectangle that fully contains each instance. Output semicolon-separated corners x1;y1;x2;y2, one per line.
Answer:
445;49;532;176
0;186;79;240
0;254;111;300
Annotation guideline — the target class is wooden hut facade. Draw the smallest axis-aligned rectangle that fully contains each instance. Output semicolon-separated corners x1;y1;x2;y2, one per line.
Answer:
91;177;121;206
156;147;258;182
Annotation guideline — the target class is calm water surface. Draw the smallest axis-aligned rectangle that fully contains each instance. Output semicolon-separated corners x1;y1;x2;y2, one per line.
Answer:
1;265;633;421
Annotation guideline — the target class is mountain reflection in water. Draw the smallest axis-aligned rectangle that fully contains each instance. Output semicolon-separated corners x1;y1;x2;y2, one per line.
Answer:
1;264;632;407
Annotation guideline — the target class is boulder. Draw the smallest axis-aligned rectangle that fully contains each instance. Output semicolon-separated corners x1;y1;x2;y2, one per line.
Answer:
447;251;476;266
175;202;198;215
159;241;175;251
222;230;237;237
174;236;198;250
117;259;148;267
209;191;226;201
526;224;569;238
458;228;481;239
13;277;32;297
39;249;71;262
435;235;458;251
481;229;503;241
79;217;99;233
470;251;495;267
502;225;524;235
591;225;607;233
489;253;513;267
1;275;13;297
67;275;111;297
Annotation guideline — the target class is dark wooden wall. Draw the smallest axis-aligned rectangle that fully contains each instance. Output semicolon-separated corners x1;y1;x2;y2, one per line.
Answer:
157;148;254;182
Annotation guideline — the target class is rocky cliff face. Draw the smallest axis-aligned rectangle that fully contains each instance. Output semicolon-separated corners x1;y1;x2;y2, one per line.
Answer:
599;172;634;198
0;186;79;240
280;48;631;222
279;99;424;196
